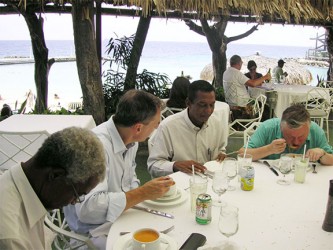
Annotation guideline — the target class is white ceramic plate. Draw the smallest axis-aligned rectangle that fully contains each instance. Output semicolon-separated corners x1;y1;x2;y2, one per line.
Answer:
143;189;188;207
113;233;177;250
155;189;182;202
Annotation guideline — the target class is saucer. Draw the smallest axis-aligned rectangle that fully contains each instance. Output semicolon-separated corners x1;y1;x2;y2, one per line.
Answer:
155;189;182;202
113;233;177;250
144;189;188;207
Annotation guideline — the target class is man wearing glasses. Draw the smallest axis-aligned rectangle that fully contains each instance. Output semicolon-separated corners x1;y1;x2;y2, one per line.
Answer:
0;127;106;249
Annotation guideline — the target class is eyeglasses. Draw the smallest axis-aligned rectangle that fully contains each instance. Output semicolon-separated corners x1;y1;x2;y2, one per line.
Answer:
70;181;85;203
250;67;257;71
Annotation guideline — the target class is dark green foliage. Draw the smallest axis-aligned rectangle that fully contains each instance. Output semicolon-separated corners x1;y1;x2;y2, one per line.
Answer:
103;34;171;118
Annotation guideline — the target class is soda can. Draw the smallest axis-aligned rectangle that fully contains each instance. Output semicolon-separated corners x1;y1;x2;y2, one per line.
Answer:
240;166;255;191
195;194;212;224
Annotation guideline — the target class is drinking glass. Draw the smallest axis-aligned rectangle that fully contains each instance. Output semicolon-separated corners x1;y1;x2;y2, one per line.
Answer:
277;155;293;185
212;170;228;206
222;158;238;191
218;204;239;248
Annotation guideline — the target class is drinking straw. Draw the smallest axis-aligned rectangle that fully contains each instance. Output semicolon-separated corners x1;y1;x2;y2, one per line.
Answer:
243;137;250;158
192;164;196;182
302;144;307;161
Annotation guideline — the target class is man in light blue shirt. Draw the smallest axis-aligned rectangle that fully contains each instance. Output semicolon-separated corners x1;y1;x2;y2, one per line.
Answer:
239;104;333;164
64;90;174;245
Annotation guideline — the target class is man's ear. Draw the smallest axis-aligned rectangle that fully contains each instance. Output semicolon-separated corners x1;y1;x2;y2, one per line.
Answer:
48;167;67;181
133;123;143;134
185;98;190;107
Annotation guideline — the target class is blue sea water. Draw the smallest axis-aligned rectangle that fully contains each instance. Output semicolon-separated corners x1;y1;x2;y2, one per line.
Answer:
0;40;328;107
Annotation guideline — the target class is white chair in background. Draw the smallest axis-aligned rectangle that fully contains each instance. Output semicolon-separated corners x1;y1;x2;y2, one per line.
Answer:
243;122;262;145
45;210;97;250
0;130;50;172
305;87;331;140
228;94;267;144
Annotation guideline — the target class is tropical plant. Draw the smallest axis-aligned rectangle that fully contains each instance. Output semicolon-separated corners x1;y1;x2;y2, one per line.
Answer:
103;34;170;118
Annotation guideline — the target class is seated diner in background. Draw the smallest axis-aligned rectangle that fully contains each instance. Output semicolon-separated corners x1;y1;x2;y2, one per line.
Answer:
223;55;271;120
273;59;288;83
244;60;263;80
0;127;106;249
238;104;333;165
148;80;227;177
166;76;190;110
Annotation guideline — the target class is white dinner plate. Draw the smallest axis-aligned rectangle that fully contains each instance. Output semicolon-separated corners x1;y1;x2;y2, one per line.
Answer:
155;189;182;202
113;232;177;250
204;160;222;173
143;189;188;207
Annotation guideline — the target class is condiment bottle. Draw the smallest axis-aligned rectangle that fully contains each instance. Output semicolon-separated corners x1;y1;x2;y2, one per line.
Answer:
322;179;333;232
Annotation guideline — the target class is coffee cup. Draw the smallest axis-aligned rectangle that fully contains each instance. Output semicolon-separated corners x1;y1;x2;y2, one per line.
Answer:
132;228;160;250
164;182;177;197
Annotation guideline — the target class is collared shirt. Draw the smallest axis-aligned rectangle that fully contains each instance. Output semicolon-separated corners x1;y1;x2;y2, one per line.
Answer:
64;117;139;234
247;118;333;159
147;109;227;177
223;67;250;106
0;164;55;250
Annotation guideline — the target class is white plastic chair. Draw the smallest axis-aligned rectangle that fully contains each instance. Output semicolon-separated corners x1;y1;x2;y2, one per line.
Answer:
45;210;97;250
0;130;50;172
243;122;262;145
228;94;267;143
305;87;331;140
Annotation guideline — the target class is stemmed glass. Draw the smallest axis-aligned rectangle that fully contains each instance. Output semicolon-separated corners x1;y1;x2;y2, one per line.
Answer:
218;204;239;249
212;170;229;206
277;155;293;185
222;158;238;191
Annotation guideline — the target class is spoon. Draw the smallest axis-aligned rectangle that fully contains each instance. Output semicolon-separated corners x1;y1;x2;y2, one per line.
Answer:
119;225;175;236
312;164;317;174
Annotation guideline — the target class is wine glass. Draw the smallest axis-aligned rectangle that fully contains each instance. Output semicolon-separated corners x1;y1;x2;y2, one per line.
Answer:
222;158;238;191
212;170;229;206
218;204;239;249
277;155;293;185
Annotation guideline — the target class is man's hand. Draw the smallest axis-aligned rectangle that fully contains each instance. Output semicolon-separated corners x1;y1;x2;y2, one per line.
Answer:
140;176;175;200
306;148;325;162
173;160;207;174
216;152;227;162
269;138;286;154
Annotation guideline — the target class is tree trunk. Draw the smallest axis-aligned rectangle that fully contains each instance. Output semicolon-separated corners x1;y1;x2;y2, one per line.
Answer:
326;27;333;81
72;1;105;125
20;6;51;113
124;16;151;90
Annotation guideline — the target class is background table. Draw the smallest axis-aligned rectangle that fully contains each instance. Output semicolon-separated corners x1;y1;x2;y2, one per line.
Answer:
106;162;333;250
249;84;323;118
0;115;96;171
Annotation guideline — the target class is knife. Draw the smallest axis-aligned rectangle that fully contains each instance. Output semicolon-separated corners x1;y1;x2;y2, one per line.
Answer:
132;205;174;219
263;160;279;176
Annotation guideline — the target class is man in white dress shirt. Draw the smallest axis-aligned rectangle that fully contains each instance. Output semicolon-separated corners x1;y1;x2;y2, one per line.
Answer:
0;127;106;250
64;90;174;246
147;80;227;177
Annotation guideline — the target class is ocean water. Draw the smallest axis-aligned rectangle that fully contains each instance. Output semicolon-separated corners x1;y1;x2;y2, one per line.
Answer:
0;40;328;109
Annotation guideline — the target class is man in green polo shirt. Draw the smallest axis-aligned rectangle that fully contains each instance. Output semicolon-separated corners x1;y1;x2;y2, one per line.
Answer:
238;104;333;165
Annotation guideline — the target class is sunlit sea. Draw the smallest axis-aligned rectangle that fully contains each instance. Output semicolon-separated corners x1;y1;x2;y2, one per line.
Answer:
0;40;328;108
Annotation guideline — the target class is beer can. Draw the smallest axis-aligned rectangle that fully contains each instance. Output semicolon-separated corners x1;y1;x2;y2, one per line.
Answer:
240;166;255;191
195;194;212;224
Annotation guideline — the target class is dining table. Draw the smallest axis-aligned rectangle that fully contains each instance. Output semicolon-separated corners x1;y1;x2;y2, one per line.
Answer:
106;160;333;250
249;84;328;118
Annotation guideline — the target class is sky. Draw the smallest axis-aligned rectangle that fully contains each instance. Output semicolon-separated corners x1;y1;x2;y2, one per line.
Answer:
0;14;326;47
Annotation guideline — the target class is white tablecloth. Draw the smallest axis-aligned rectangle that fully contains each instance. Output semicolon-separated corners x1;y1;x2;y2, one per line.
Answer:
0;114;96;134
106;162;333;250
249;84;324;118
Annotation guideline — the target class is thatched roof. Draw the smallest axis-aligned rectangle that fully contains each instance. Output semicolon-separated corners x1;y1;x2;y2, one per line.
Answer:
1;0;333;26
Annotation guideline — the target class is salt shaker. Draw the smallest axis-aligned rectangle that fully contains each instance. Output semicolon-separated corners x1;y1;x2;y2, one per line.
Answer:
322;179;333;232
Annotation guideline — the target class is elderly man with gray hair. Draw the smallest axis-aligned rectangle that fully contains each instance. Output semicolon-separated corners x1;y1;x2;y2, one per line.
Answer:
0;127;106;249
238;104;333;165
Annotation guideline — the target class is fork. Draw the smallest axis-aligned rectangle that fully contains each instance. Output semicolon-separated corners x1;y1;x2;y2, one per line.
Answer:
119;225;175;236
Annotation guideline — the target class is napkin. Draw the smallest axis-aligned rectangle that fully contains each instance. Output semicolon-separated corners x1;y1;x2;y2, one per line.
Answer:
89;221;112;237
